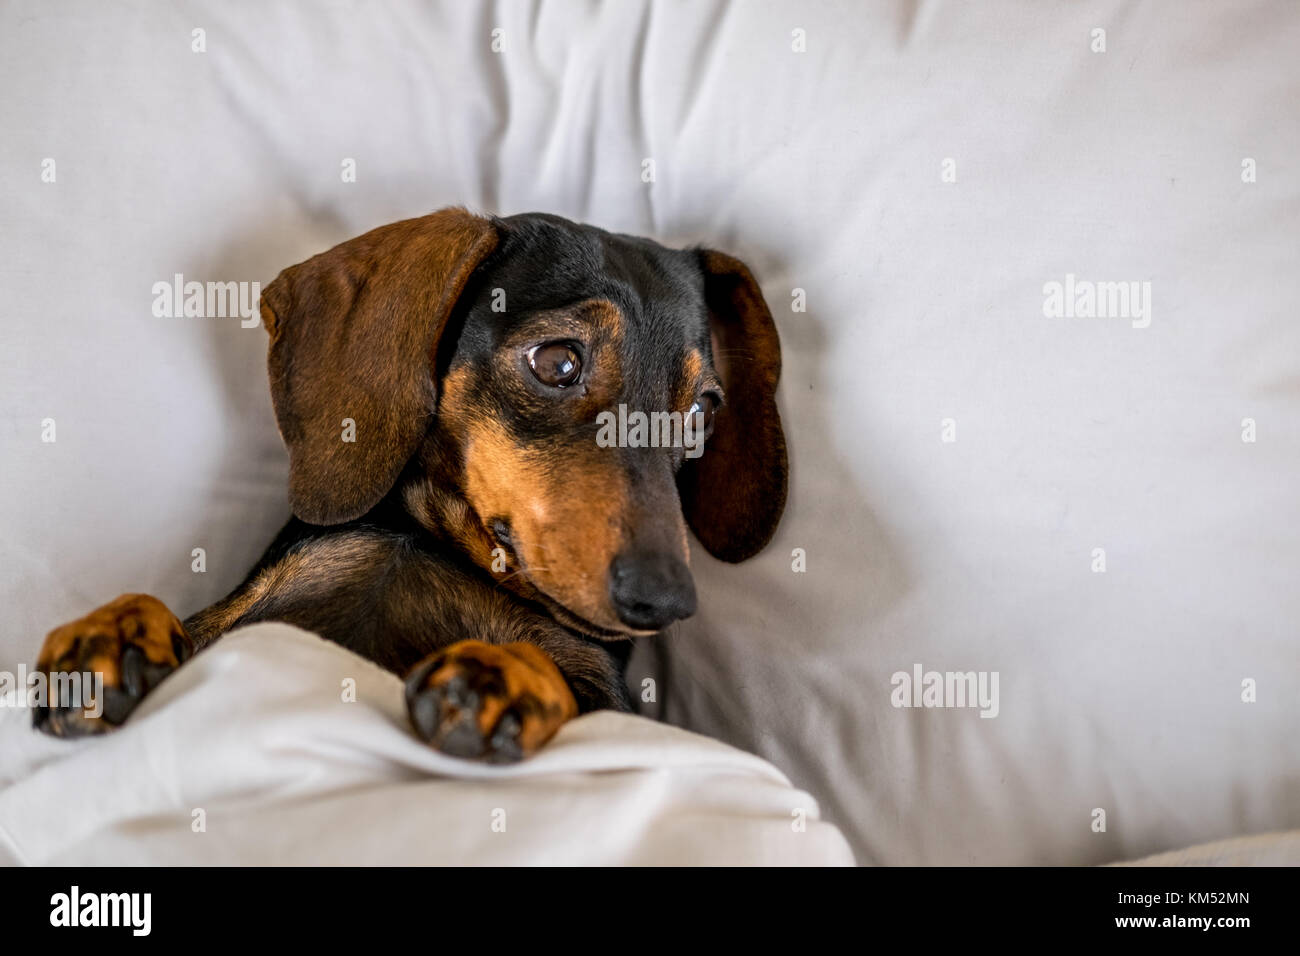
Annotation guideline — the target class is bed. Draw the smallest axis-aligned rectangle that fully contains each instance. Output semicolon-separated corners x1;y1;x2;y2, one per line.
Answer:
1;0;1297;865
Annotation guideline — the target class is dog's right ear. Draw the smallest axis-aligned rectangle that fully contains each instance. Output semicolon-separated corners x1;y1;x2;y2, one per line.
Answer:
678;249;789;563
259;208;498;526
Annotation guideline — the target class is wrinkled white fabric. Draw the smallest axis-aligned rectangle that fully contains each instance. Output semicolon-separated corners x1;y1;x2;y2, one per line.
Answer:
1115;831;1300;867
0;624;853;865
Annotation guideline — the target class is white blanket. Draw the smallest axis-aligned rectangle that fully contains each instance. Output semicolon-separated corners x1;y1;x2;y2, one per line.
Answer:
1116;831;1300;867
0;624;853;866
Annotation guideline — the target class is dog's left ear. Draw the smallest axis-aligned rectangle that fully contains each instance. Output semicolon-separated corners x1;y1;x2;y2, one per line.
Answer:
678;250;789;562
259;208;498;525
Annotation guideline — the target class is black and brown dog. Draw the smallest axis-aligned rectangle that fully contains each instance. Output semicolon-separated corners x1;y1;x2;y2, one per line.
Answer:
33;208;787;762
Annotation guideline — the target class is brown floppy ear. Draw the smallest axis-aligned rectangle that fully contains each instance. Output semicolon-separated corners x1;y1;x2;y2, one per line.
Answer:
259;208;498;525
678;249;789;562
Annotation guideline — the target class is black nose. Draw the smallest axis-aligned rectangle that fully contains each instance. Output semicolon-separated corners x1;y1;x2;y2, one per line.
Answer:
608;551;697;631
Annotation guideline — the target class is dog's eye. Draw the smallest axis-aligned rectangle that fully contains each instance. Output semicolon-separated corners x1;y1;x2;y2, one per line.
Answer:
689;393;719;436
528;342;582;388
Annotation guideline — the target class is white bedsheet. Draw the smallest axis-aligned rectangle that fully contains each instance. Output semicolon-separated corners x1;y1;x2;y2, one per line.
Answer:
1117;830;1300;867
1;1;1297;866
0;624;852;866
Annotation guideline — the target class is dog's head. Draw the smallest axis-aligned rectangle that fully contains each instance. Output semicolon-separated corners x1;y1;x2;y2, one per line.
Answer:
259;208;787;638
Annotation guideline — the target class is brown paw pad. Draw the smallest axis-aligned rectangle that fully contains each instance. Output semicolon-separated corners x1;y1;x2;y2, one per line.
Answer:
404;640;577;763
33;593;192;737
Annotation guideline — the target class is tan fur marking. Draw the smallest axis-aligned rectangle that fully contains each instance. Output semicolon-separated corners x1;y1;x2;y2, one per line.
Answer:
676;348;705;412
419;639;577;754
38;593;184;678
463;418;629;631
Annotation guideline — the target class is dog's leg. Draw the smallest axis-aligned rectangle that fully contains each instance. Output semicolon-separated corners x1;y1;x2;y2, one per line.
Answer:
403;629;633;763
33;593;193;737
404;640;578;763
32;553;282;737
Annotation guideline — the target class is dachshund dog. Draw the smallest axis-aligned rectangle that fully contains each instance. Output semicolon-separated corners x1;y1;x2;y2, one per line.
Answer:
33;208;788;762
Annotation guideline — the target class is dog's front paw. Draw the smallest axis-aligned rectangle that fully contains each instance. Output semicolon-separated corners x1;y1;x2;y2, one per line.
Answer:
404;640;578;763
33;593;192;737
